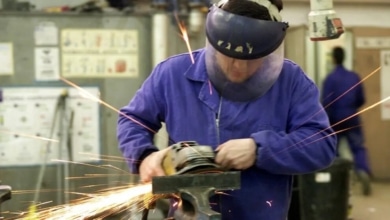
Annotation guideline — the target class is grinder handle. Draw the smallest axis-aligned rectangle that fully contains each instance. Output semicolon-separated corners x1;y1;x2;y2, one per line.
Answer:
162;149;176;176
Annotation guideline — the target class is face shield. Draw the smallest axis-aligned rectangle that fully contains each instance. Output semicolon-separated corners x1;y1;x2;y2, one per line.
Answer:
205;4;289;102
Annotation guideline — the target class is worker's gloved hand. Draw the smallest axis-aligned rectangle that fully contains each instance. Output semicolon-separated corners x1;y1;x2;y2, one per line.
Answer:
215;138;257;170
139;147;171;183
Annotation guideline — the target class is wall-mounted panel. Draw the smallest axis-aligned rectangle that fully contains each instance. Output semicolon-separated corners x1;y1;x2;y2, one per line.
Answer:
0;12;152;218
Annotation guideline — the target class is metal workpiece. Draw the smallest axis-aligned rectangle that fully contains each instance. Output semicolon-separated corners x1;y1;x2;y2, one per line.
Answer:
149;142;241;219
174;187;221;220
152;171;241;220
0;185;11;218
0;185;11;205
152;171;240;194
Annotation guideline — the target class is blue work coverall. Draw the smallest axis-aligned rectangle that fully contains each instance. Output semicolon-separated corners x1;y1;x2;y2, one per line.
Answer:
117;49;337;220
322;65;370;174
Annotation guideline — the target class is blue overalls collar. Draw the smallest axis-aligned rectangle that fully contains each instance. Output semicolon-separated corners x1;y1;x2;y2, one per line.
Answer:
183;49;208;82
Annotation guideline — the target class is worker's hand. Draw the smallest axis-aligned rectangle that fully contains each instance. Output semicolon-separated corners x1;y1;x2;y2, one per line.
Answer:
139;147;170;183
215;138;257;170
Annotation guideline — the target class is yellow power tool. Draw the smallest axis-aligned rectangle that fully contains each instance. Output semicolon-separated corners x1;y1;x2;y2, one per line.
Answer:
144;141;241;220
162;141;223;175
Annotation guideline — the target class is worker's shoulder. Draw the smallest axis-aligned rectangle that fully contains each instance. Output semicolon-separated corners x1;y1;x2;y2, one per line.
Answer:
282;59;303;70
348;69;361;78
282;59;315;84
158;49;204;69
150;49;205;82
339;68;361;81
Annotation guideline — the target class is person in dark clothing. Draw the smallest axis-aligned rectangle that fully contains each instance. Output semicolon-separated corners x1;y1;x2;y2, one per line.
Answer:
322;46;372;196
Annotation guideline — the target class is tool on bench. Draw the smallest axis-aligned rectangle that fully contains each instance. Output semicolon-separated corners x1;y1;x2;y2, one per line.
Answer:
143;141;241;220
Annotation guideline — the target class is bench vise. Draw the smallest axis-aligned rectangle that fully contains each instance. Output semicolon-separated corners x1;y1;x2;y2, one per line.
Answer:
149;141;241;220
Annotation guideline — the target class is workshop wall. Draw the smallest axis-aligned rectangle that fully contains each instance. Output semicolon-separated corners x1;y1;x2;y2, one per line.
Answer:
0;12;206;217
23;0;85;9
352;27;390;181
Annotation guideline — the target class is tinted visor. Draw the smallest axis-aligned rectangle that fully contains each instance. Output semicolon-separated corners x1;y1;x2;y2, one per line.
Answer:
205;5;288;60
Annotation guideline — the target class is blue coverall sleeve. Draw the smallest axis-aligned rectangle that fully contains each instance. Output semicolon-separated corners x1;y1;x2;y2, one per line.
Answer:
251;77;337;175
117;65;165;174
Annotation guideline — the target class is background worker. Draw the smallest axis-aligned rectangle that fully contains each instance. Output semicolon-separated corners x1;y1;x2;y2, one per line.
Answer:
322;46;372;196
117;0;337;219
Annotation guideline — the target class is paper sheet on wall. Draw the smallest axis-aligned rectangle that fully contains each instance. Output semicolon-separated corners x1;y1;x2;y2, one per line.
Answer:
61;29;139;78
0;87;101;167
34;22;59;46
0;43;14;75
380;50;390;120
356;37;390;49
35;47;60;81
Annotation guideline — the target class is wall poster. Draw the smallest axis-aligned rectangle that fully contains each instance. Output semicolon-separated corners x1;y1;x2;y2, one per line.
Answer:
61;29;139;78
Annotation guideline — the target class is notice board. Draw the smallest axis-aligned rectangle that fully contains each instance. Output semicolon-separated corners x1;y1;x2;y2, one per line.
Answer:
0;86;101;167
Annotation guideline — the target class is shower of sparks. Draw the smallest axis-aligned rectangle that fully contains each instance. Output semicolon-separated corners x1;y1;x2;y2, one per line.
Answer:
59;77;173;145
15;184;155;220
174;13;195;64
303;125;361;146
9;62;381;220
60;77;153;133
331;96;390;129
81;152;130;163
295;66;381;131
263;95;390;162
323;66;381;110
53;159;132;176
11;189;61;195
255;66;385;164
0;129;58;143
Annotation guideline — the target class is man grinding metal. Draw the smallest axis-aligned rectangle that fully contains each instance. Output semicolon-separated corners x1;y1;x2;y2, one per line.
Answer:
117;0;337;219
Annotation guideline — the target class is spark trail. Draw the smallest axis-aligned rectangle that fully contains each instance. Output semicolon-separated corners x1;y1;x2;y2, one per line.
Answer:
259;66;385;162
0;129;58;143
296;66;381;131
15;184;153;220
174;12;195;64
266;95;390;161
60;77;174;145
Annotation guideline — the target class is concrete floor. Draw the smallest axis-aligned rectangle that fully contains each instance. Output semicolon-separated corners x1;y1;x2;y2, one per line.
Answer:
338;139;390;220
349;181;390;220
